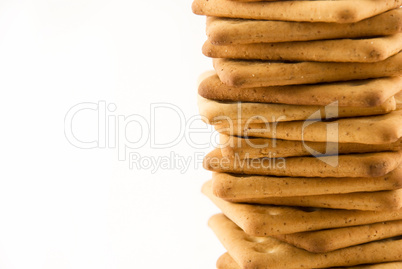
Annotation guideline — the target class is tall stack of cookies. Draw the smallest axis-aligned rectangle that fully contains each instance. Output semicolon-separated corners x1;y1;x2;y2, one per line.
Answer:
192;0;402;268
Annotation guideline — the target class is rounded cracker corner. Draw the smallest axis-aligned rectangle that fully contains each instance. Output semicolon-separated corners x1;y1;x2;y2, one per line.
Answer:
203;149;222;171
207;213;222;229
382;190;402;211
380;130;402;146
364;42;389;63
366;91;388;107
212;179;231;199
191;0;203;15
216;253;229;268
394;179;402;189
207;30;231;46
201;40;214;58
213;59;244;87
241;220;267;239
223;72;245;88
202;156;213;171
367;161;391;178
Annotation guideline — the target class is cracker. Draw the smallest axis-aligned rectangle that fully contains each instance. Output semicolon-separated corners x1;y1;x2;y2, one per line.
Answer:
204;149;402;178
215;110;402;144
222;189;402;211
198;74;402;107
212;166;402;198
192;0;402;23
198;95;396;124
217;252;402;269
202;181;402;236
274;220;402;253
203;34;402;63
213;52;402;87
209;214;402;268
218;134;402;159
217;253;239;269
206;9;402;45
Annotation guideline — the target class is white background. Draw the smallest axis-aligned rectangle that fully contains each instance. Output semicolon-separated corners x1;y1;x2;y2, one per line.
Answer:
0;1;224;268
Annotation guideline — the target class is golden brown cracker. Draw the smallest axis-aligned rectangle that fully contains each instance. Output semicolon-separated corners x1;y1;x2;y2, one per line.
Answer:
212;167;402;198
192;0;402;23
223;189;402;211
218;134;402;159
198;95;396;124
209;213;402;268
204;149;402;178
213;52;402;87
216;252;402;269
215;110;402;145
274;220;402;253
203;181;402;236
206;9;402;45
198;74;402;107
203;34;402;63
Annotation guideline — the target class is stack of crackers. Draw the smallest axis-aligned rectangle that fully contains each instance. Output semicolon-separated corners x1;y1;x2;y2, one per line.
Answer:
192;0;402;268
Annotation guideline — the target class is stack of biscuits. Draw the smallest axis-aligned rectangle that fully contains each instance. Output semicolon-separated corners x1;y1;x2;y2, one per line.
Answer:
192;0;402;268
